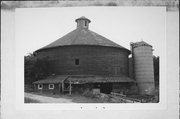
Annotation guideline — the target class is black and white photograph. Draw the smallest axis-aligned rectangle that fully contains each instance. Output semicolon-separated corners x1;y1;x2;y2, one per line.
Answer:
21;8;162;104
1;1;179;119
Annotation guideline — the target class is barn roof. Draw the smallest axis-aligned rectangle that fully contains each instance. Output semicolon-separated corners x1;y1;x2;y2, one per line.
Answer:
36;16;130;52
33;75;135;84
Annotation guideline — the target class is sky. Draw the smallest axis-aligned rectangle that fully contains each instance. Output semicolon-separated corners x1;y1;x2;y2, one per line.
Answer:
15;7;165;56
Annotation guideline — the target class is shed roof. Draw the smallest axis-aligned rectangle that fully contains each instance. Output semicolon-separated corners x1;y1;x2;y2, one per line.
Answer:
68;76;135;84
36;17;130;52
33;75;135;84
33;75;68;84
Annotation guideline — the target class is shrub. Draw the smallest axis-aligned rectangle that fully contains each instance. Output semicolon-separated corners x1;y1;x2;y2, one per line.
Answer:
24;97;40;103
93;2;103;6
106;2;118;6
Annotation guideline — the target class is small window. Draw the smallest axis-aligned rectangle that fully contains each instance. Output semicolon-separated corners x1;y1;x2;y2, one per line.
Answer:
38;84;43;89
105;67;109;70
75;59;79;65
49;84;54;89
85;21;87;26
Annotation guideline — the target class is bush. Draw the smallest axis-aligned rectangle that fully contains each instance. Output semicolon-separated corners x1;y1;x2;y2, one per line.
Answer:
82;89;95;98
25;54;53;84
24;97;40;103
106;2;118;6
25;84;34;92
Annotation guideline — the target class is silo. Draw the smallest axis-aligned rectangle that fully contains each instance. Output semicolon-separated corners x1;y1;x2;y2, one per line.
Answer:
131;41;155;95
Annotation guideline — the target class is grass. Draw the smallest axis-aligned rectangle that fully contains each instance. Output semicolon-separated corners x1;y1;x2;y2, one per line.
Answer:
27;92;109;103
24;97;40;103
26;91;159;103
69;94;106;103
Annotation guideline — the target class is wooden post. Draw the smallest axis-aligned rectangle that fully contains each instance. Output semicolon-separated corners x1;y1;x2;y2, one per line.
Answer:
40;84;42;94
69;80;72;95
59;83;61;94
34;84;35;91
62;80;64;94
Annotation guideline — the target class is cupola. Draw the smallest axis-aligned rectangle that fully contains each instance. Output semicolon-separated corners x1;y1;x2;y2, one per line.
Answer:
75;16;91;29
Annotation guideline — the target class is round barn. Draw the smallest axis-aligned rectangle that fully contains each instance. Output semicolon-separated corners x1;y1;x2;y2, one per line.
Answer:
33;16;136;95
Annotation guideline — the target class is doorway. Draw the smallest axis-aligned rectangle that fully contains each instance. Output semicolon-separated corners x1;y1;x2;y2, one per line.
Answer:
100;83;113;94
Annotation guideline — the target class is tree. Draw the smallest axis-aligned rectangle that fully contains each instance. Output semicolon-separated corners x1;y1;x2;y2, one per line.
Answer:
24;53;52;84
153;56;159;87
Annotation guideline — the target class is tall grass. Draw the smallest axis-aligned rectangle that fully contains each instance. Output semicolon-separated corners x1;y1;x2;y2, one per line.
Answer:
106;2;118;6
24;97;40;103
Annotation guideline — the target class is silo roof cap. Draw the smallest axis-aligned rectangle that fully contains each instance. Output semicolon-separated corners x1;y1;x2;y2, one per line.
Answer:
131;41;152;48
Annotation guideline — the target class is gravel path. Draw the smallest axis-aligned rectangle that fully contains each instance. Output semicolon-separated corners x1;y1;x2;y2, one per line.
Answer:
25;93;74;103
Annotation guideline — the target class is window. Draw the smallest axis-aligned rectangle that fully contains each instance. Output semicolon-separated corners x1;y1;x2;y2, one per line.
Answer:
49;84;54;89
38;84;43;89
85;21;87;26
105;67;109;70
75;59;79;65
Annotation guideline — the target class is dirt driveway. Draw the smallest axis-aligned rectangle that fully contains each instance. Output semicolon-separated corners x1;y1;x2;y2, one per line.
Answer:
25;93;74;103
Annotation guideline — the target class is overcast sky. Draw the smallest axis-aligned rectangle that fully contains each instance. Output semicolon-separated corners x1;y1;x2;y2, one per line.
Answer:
15;7;165;56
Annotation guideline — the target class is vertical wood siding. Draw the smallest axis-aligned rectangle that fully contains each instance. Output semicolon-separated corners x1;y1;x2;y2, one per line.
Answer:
37;45;130;77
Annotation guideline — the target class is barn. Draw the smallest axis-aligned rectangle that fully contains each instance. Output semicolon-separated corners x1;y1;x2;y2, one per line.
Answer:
33;16;137;95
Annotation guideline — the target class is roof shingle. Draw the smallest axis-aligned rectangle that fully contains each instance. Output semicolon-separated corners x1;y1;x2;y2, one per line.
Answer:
36;17;130;52
33;75;135;84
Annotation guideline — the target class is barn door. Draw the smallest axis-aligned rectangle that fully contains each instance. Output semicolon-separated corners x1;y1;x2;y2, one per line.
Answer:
100;83;112;94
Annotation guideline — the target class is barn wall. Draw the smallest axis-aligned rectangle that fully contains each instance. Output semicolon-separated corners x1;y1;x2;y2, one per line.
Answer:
37;45;130;76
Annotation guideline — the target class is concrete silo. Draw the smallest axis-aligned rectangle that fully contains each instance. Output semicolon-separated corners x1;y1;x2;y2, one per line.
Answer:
131;41;155;95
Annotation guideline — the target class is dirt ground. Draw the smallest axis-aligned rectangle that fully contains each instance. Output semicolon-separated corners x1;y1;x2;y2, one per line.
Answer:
25;93;74;103
25;92;106;103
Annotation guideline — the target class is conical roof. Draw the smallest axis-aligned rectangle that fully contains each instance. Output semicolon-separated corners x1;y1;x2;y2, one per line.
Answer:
131;41;152;48
75;16;91;23
36;17;129;52
138;41;152;47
